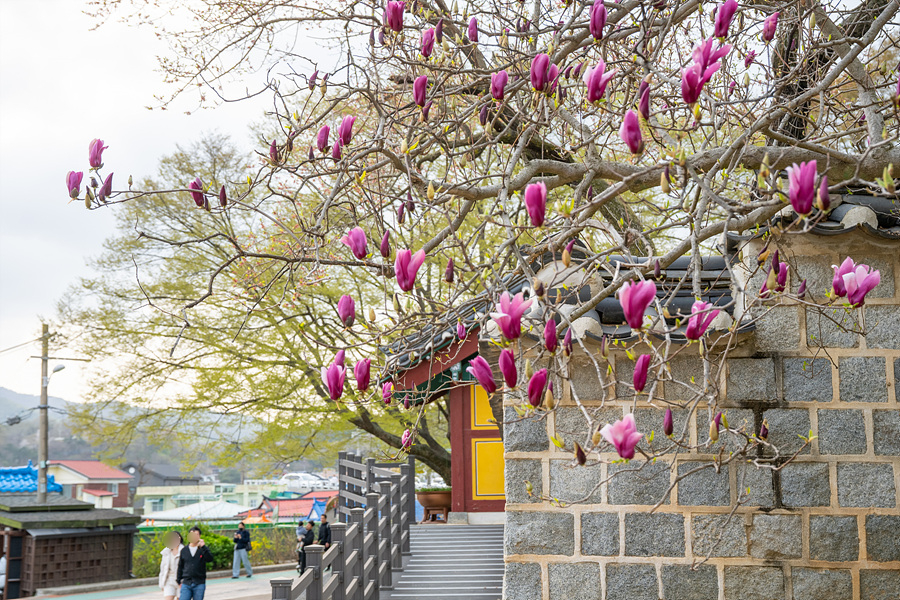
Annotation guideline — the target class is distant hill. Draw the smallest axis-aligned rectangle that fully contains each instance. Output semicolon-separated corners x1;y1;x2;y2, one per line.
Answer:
0;386;72;419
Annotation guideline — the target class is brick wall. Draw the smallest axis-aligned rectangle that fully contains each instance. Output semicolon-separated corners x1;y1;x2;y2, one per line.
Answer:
502;233;899;600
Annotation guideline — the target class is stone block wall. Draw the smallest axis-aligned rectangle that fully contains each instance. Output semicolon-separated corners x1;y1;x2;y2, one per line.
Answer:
502;237;900;600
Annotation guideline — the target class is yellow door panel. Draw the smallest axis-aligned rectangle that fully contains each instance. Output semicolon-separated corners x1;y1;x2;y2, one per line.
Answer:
472;439;505;499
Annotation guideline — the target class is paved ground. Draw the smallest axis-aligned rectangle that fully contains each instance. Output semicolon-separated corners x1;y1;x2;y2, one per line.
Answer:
40;569;298;600
384;524;504;600
41;525;505;600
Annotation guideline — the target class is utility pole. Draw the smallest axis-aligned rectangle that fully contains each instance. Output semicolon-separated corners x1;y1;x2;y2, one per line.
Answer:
37;323;49;504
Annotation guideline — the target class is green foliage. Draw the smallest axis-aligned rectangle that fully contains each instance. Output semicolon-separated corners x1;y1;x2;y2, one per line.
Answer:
132;524;297;578
416;486;451;492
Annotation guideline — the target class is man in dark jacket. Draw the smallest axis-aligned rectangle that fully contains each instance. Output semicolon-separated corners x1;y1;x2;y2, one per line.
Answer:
317;513;331;549
296;521;315;571
177;526;214;600
232;522;252;578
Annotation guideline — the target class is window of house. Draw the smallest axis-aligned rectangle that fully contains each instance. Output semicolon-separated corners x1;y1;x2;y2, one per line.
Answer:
108;483;119;496
148;498;164;512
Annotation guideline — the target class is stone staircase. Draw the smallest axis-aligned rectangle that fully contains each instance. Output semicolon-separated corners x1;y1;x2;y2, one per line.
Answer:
384;524;505;599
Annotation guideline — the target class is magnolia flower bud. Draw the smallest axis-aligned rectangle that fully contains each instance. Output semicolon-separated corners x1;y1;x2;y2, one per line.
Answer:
368;307;377;322
661;170;670;193
427;182;436;200
663;408;674;436
84;187;94;209
127;175;133;189
533;278;545;298
709;419;719;442
759;419;769;440
544;386;556;410
523;359;533;381
592;429;602;446
400;138;408;154
574;441;586;465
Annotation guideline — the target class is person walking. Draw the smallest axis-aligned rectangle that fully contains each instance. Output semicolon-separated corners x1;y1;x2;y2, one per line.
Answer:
231;522;252;579
159;531;184;600
296;521;315;572
177;526;214;600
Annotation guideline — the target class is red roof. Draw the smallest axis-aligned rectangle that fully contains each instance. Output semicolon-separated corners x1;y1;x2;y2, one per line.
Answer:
82;488;114;496
237;491;337;519
50;460;132;480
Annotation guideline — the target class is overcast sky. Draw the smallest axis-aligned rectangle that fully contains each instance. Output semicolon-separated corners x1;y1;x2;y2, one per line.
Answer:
0;1;334;401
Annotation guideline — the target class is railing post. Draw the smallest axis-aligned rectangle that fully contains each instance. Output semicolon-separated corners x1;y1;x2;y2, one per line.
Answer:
350;508;365;600
378;481;393;589
271;578;292;600
332;523;347;600
365;457;376;493
366;491;381;599
399;462;413;556
338;451;347;523
389;473;403;571
306;545;325;600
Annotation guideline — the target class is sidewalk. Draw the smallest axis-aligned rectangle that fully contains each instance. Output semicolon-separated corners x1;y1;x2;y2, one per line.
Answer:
38;568;299;600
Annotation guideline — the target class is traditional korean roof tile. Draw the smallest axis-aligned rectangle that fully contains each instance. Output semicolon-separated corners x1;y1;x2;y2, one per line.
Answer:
0;461;63;494
384;192;898;384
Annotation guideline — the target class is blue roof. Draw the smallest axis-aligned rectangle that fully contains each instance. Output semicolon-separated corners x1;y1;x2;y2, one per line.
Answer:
0;460;63;493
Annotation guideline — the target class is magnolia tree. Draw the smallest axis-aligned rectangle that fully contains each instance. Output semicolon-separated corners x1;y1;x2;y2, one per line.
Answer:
70;0;899;500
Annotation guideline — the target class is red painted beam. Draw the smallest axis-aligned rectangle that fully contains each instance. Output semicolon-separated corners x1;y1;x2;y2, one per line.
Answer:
393;329;480;391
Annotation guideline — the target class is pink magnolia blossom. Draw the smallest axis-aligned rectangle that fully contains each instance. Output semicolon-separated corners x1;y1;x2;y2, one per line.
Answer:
685;300;720;340
382;381;394;404
589;1;607;40
341;227;368;259
334;349;346;367
524;182;547;227
96;172;113;202
490;291;533;340
713;0;738;38
498;348;517;388
831;257;855;297
354;359;371;391
842;261;881;306
663;408;674;436
337;295;356;327
760;258;788;298
619;109;643;154
744;50;756;68
600;413;643;459
817;176;830;211
218;185;227;207
584;59;617;103
421;28;435;58
692;38;731;71
491;70;509;101
618;279;657;330
527;369;548;407
401;429;413;449
413;75;428;108
530;53;551;91
395;248;426;292
681;60;721;104
380;230;391;258
316;125;330;153
762;11;779;42
384;1;404;32
787;160;817;215
466;355;497;394
562;328;573;356
321;362;346;401
633;354;651;392
332;139;343;161
269;139;279;163
66;171;84;198
338;115;356;146
187;177;204;207
544;319;558;353
638;82;650;120
467;17;478;42
88;138;108;168
457;320;467;339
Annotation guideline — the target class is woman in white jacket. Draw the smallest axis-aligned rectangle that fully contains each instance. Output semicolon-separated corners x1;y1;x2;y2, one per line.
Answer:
159;531;184;600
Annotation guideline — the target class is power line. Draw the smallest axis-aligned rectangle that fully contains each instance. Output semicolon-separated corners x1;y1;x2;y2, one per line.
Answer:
0;336;43;355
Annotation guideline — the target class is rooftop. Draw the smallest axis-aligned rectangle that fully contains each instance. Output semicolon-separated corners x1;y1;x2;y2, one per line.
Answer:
0;461;63;494
51;460;133;480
